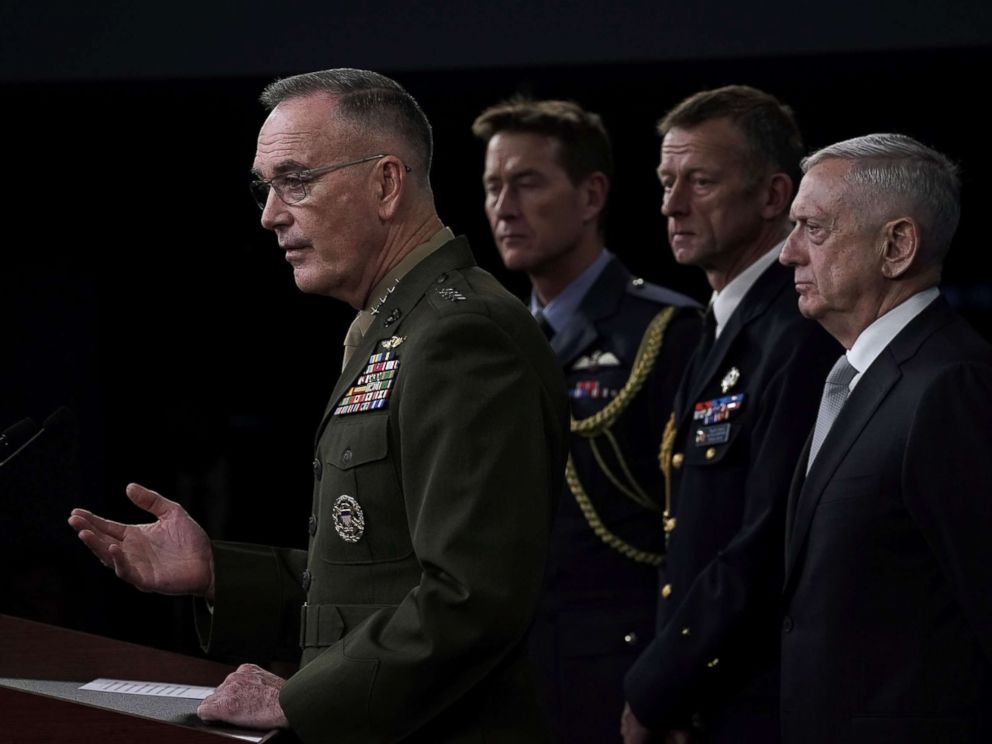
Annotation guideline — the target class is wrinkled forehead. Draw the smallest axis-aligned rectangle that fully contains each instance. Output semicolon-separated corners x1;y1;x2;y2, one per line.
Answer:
252;94;349;174
797;159;855;203
659;120;749;170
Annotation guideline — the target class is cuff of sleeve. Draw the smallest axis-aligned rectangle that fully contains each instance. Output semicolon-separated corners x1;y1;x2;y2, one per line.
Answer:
195;540;291;660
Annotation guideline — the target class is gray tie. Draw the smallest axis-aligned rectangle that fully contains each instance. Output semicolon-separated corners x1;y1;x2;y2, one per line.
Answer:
807;354;858;472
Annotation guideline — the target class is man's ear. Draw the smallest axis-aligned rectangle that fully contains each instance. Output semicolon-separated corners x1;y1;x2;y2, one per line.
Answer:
580;172;610;226
376;157;408;221
879;217;920;279
759;172;793;220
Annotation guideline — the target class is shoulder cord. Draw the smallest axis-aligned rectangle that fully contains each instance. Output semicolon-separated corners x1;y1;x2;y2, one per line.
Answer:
658;412;678;542
566;307;675;566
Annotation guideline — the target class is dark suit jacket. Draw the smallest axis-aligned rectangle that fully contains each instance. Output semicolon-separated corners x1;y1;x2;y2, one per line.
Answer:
781;296;992;744
624;260;839;741
196;237;570;744
531;256;699;742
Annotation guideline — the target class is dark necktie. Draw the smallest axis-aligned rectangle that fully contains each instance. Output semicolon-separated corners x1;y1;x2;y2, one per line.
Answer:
695;305;718;364
534;309;554;340
806;354;858;471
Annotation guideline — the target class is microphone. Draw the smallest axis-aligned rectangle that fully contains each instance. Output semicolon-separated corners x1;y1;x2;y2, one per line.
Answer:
0;417;39;467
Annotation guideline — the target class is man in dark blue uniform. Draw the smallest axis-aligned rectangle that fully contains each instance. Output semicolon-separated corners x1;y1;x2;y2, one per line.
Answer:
621;86;839;743
474;98;700;742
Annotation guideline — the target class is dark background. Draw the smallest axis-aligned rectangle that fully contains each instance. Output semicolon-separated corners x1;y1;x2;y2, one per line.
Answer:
2;1;990;660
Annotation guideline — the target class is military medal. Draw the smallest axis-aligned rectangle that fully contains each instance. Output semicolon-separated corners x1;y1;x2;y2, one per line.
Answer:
692;393;745;447
569;380;617;400
693;393;744;426
332;494;365;542
720;367;740;393
333;349;401;416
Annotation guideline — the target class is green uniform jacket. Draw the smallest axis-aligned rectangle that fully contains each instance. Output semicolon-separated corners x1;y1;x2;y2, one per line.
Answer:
196;237;569;743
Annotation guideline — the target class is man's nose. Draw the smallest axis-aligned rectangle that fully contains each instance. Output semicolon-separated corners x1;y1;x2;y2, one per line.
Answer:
661;181;688;217
779;224;804;266
260;190;290;231
492;185;519;219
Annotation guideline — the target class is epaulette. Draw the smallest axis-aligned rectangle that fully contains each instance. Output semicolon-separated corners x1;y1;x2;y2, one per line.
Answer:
625;277;700;309
425;270;480;314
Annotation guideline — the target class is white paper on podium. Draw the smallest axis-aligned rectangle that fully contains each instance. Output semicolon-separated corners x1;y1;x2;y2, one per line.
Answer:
78;678;265;741
81;677;215;699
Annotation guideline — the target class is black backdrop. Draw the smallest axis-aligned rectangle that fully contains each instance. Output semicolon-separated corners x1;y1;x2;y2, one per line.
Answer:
2;44;991;657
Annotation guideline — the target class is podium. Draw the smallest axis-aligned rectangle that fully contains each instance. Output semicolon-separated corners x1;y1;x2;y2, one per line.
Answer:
0;615;284;743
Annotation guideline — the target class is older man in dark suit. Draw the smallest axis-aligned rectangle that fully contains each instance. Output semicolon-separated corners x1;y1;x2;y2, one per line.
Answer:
779;133;992;743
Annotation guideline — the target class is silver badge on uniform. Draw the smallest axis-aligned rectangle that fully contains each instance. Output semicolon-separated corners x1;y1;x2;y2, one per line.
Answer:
720;366;740;393
332;494;365;543
380;335;406;350
571;351;622;370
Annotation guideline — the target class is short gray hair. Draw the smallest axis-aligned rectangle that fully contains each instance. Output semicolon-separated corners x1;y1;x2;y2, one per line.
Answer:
259;68;433;177
802;133;961;261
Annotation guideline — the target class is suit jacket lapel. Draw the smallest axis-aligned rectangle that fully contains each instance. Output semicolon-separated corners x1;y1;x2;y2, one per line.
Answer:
783;433;813;557
783;296;956;590
783;357;900;588
314;237;478;445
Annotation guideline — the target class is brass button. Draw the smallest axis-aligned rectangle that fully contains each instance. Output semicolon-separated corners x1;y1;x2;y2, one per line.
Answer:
312;458;322;480
705;447;717;460
632;277;645;288
661;583;673;599
435;273;448;284
681;627;691;637
707;658;720;668
672;452;684;469
623;632;638;646
342;448;353;465
301;569;312;592
664;517;677;533
308;515;317;537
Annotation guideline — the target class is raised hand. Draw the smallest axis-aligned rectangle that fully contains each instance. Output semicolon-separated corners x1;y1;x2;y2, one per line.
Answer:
68;483;215;599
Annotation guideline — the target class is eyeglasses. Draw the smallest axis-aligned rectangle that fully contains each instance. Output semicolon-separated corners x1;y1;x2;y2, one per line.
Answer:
250;154;409;209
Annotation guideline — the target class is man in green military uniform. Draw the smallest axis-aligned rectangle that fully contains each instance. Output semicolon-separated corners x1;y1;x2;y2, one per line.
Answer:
68;68;568;743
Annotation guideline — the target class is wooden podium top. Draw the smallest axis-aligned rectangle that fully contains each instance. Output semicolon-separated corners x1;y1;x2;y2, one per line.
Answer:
0;614;231;685
0;615;284;743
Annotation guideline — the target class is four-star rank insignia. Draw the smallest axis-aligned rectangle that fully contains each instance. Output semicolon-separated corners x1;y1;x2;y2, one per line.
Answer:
333;349;400;416
436;287;466;302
